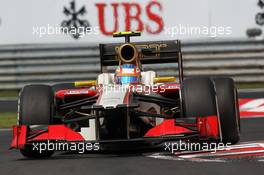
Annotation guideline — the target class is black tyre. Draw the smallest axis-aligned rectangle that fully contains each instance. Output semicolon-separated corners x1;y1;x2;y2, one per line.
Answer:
19;85;54;125
52;82;76;93
213;78;240;144
20;144;54;158
181;77;217;118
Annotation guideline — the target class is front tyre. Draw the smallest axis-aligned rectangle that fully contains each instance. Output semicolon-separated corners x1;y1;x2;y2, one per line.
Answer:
20;144;54;158
213;78;240;144
181;77;217;118
19;85;54;125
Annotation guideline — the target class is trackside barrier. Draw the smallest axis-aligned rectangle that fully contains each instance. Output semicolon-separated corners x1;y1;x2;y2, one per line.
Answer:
0;40;264;90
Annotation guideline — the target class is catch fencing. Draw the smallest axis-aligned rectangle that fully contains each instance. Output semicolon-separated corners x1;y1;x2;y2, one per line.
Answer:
0;39;263;90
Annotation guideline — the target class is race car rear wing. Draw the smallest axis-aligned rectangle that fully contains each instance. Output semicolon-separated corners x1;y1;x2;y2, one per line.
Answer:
99;40;184;83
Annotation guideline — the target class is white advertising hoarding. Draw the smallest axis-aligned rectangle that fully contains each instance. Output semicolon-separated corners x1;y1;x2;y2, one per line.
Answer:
0;0;260;44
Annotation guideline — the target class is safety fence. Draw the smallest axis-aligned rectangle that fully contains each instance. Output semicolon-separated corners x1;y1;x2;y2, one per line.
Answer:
0;39;264;90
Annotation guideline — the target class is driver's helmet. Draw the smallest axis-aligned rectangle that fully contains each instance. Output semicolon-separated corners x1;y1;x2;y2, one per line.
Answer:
115;64;141;84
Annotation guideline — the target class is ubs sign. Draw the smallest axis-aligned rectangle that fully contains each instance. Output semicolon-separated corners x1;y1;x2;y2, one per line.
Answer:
61;0;164;39
61;0;91;39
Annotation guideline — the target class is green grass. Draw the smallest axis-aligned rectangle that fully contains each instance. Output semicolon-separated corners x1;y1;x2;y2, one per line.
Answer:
0;113;17;128
236;83;264;89
0;90;19;98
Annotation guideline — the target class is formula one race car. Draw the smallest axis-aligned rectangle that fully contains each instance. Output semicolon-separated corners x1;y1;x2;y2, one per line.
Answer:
11;31;240;158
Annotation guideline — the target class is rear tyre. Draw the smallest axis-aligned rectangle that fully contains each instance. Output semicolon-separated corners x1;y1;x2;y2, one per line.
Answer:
213;78;240;144
19;85;54;125
181;77;217;117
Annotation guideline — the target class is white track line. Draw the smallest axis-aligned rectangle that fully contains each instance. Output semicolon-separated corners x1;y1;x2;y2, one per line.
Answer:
0;128;12;131
239;89;264;93
0;98;17;101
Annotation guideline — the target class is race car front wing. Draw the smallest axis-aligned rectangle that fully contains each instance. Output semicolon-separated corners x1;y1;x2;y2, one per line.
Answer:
10;116;220;150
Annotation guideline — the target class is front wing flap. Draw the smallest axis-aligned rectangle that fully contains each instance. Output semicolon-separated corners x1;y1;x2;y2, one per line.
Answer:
10;116;219;150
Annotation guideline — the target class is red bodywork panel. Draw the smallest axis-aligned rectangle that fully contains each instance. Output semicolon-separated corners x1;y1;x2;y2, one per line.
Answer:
144;119;195;137
197;116;219;138
144;116;219;139
11;125;27;149
28;125;85;142
11;125;85;149
54;83;180;100
56;88;97;100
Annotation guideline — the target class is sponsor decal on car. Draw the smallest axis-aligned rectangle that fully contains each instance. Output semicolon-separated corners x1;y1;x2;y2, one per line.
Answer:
65;90;90;95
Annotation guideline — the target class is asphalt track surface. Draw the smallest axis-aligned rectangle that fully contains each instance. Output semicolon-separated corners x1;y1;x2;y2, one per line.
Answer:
0;90;264;175
0;98;17;112
0;118;263;175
